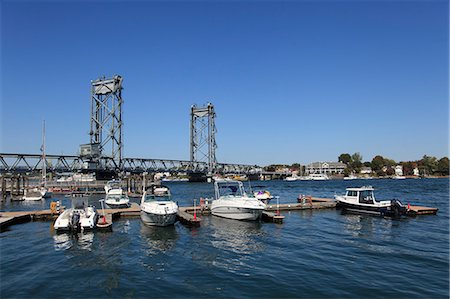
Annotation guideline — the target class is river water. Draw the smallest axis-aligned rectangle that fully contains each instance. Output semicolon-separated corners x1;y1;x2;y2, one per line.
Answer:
1;178;448;298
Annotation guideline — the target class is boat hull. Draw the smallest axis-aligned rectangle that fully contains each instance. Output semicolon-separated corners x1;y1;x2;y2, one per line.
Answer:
140;211;177;226
211;207;263;221
336;201;406;217
105;202;130;209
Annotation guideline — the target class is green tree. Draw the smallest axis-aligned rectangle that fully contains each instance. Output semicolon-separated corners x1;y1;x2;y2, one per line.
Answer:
437;157;449;176
351;152;363;172
371;155;385;172
343;167;352;176
419;155;438;175
338;153;352;165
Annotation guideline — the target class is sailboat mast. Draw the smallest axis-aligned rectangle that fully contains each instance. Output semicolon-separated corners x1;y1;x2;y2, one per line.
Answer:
42;120;46;187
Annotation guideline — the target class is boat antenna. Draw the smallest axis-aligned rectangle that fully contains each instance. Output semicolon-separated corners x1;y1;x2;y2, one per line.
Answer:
248;179;253;194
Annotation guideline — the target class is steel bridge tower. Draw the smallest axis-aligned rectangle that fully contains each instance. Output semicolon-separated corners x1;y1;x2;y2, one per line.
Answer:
89;75;124;168
190;103;217;173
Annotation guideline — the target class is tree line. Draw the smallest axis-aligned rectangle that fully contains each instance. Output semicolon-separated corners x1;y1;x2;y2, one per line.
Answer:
339;153;449;177
263;154;449;177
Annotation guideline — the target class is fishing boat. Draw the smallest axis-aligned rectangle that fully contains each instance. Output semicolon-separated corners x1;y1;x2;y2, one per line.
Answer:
211;180;266;221
140;185;178;226
335;186;407;217
104;180;130;208
22;188;43;201
54;198;99;232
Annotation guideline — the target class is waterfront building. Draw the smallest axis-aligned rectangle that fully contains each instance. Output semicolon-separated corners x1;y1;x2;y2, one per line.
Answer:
360;167;372;174
306;162;346;175
395;165;403;176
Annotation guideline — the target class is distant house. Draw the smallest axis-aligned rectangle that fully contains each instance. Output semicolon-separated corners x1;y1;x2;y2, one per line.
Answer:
360;167;372;174
395;165;403;176
413;167;420;176
306;162;346;175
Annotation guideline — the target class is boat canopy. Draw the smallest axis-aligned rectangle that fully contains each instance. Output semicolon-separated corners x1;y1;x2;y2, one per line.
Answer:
215;181;245;199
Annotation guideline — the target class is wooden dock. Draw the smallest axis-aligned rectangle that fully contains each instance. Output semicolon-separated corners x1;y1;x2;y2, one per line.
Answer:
0;197;439;231
406;205;439;216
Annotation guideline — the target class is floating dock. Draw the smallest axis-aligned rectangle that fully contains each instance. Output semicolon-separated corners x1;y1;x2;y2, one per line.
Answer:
0;198;439;231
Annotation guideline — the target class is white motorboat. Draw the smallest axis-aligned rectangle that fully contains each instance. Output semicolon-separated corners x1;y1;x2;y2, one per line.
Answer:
211;180;266;221
161;177;189;182
54;198;99;232
140;185;178;226
392;175;406;180
335;186;407;217
300;173;330;181
104;180;130;208
284;176;298;181
344;174;358;180
22;188;43;201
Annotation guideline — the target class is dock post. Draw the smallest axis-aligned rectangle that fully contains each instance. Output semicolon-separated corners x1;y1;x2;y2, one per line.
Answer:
1;176;5;200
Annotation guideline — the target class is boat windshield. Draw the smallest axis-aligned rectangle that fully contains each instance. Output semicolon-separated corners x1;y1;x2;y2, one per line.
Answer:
215;182;245;199
107;194;124;201
107;181;121;189
144;194;169;202
359;190;374;204
71;198;88;209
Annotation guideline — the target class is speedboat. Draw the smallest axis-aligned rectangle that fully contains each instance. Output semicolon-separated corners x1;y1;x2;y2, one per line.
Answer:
284;176;298;181
253;190;273;204
392;175;406;180
335;186;407;217
104;180;130;208
22;188;43;201
343;174;358;180
140;185;178;226
211;180;266;221
309;173;330;180
54;198;98;232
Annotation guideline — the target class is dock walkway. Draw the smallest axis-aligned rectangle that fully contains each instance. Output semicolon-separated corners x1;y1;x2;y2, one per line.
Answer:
0;198;438;231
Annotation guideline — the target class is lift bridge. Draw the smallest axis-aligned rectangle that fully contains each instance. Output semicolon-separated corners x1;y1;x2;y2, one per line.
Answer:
0;75;260;178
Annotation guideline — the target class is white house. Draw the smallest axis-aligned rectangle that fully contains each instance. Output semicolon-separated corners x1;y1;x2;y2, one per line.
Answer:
306;162;346;175
395;165;403;176
360;167;372;174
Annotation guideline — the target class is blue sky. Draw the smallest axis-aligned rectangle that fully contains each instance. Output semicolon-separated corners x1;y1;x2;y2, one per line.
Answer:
1;0;448;165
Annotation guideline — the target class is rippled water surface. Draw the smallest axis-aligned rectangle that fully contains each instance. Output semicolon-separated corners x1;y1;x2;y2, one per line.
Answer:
1;178;448;298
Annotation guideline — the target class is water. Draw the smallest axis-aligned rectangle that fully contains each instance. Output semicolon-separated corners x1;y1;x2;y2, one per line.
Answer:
1;179;448;298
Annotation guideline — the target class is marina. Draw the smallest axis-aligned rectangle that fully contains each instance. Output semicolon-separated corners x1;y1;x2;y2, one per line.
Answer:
1;1;448;298
0;192;438;231
0;178;448;298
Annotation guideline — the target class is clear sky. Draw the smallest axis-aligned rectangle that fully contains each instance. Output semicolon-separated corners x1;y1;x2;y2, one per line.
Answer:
1;0;448;166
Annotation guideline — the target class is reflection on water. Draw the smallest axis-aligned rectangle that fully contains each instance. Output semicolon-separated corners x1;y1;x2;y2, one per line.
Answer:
208;217;266;275
140;223;179;255
209;217;265;254
52;231;94;251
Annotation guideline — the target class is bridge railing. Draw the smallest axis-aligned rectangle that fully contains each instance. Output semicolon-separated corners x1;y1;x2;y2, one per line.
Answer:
0;153;260;175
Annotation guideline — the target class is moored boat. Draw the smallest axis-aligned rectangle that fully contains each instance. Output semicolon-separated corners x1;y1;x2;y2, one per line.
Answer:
253;190;273;204
54;198;98;232
140;185;178;226
22;188;43;201
211;180;266;221
104;180;130;208
335;186;407;217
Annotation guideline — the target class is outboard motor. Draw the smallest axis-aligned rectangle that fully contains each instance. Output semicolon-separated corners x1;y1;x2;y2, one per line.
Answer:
70;212;81;232
390;199;407;218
